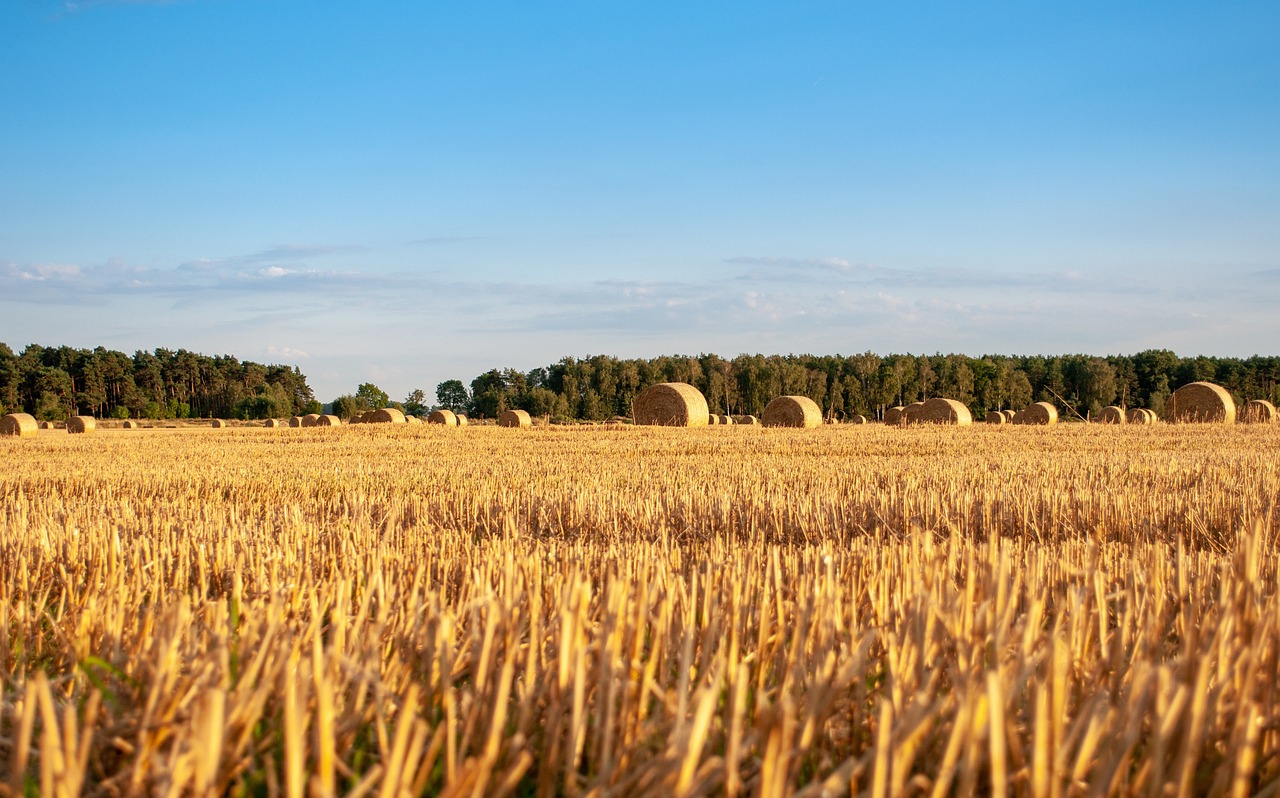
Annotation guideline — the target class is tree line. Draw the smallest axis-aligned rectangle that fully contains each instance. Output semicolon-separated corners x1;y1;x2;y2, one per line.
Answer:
0;342;318;421
439;351;1280;422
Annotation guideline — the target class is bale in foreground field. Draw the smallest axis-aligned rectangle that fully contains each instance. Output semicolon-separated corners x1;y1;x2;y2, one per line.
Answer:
316;415;341;426
288;416;303;427
300;413;321;427
632;382;709;426
1015;402;1058;425
1099;406;1126;424
67;415;96;434
915;398;973;426
985;411;1007;424
732;414;760;426
762;395;822;428
1166;381;1235;424
499;409;531;428
263;419;282;428
367;408;407;424
0;413;38;437
210;419;227;428
1243;399;1277;424
883;406;906;425
428;409;458;426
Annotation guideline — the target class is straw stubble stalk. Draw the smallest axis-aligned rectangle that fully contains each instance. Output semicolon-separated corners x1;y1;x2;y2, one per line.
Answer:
1098;406;1126;425
761;396;822;428
0;413;38;437
66;415;96;434
1165;381;1236;424
632;383;710;427
498;409;531;428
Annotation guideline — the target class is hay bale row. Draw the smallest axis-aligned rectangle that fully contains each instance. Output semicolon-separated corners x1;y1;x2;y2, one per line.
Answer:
633;383;709;427
1243;399;1277;424
67;415;96;434
1165;381;1235;424
499;409;531;428
1;413;38;437
1014;402;1058;426
762;396;822;428
1098;406;1125;425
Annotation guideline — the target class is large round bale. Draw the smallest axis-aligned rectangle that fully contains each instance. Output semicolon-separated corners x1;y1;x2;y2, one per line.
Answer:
632;383;710;427
1;413;38;437
211;419;227;428
1015;402;1058;426
915;398;973;426
985;411;1007;424
122;420;140;429
1125;408;1152;425
1165;381;1236;424
428;409;458;426
903;402;926;424
67;415;96;434
1098;406;1126;425
289;416;304;428
1243;399;1277;424
367;408;407;424
300;413;321;427
263;418;283;428
498;409;532;428
762;396;822;428
883;406;907;426
732;415;760;426
316;414;341;426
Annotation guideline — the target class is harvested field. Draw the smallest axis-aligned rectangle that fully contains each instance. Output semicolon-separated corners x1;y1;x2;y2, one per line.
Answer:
3;424;1280;796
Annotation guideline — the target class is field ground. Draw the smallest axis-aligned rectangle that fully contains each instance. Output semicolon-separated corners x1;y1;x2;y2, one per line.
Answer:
2;424;1280;796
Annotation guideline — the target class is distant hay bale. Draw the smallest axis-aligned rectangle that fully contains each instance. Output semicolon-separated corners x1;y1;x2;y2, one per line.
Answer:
719;414;734;425
405;415;423;425
1125;408;1153;425
915;398;973;426
848;415;868;425
67;415;96;434
123;420;140;429
732;415;760;426
210;419;227;428
498;409;532;428
1243;399;1277;424
1098;406;1126;425
300;414;321;428
456;414;469;426
368;408;407;424
903;402;926;424
289;416;304;427
39;421;53;430
316;414;341;426
427;409;457;426
883;406;906;426
985;411;1007;424
1;413;38;437
1001;410;1017;422
632;383;710;427
762;396;822;428
1165;381;1236;424
1015;402;1058;426
263;419;282;428
706;413;720;426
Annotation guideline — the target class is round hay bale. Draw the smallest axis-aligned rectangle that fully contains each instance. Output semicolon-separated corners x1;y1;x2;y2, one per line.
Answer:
39;421;54;430
123;420;140;429
632;383;710;427
405;415;423;425
1243;399;1277;424
1014;402;1058;426
732;414;760;426
1098;406;1125;425
706;413;720;425
367;408;407;424
883;406;906;426
210;419;227;428
719;414;734;425
915;398;973;426
316;414;341;426
1;413;38;437
762;396;822;428
263;418;282;428
428;409;458;426
1001;409;1016;422
1143;408;1158;424
903;402;926;424
300;413;321;427
985;411;1007;424
456;414;468;426
289;416;304;427
1165;381;1235;424
848;414;868;425
498;409;532;428
1125;408;1151;425
67;415;96;434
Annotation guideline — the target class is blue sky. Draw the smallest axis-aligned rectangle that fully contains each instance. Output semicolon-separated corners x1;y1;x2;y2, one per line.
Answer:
2;1;1278;402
